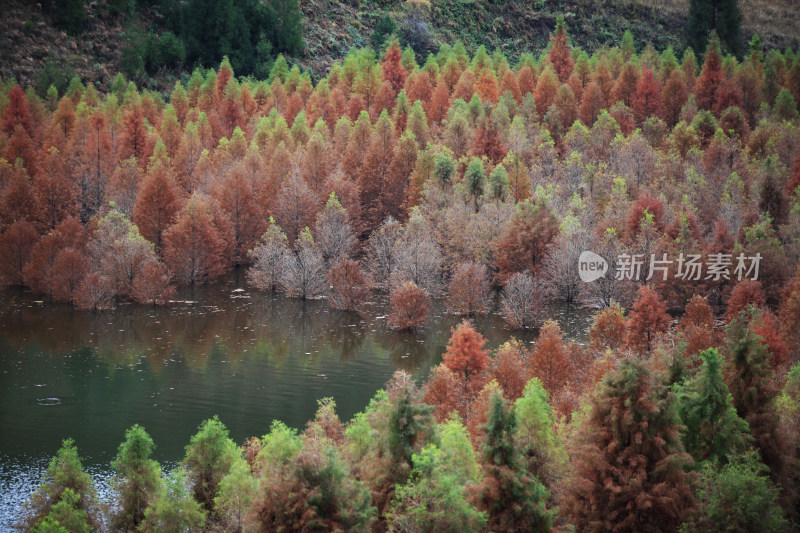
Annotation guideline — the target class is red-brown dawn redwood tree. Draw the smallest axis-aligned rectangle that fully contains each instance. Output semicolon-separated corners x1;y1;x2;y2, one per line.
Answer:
1;85;34;138
212;165;266;266
388;282;430;330
422;364;463;421
695;32;724;111
530;319;571;396
133;169;181;254
442;321;490;394
662;70;689;126
561;360;695;531
0;220;38;285
488;341;529;402
626;285;671;353
328;259;369;312
548;16;574;83
447;262;491;316
163;196;229;285
579;81;604;126
589;302;628;352
35;148;78;231
632;67;662;124
132;260;175;306
382;40;408;95
49;248;89;303
725;279;767;321
494;199;559;285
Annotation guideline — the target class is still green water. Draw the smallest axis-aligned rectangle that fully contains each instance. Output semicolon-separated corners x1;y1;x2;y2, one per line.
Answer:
0;277;592;528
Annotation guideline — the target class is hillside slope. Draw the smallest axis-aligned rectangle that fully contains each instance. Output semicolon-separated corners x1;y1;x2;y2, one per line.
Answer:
1;0;798;93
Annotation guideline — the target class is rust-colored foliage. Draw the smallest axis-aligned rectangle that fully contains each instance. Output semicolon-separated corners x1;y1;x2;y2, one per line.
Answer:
695;33;724;110
548;17;574;82
680;295;717;358
530;319;571;395
589;302;628;352
443;321;490;391
494;200;559;285
488;341;529;401
751;310;790;372
163;196;230;285
118;107;149;163
626;285;671;352
328;259;368;312
561;360;695;531
780;266;800;354
1;85;34;137
725;279;767;321
662;70;689;126
49;248;89;302
625;193;666;239
75;272;115;311
0;220;38;285
447;262;491;316
632;67;662;124
387;282;430;330
132;259;175;306
579;81;604;126
382;42;408;94
133;170;181;253
423;363;464;421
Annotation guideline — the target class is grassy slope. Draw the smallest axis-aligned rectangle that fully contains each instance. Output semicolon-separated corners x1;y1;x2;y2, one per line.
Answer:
1;0;798;93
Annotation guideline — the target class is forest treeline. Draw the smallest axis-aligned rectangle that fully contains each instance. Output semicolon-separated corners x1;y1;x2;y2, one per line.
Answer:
3;16;800;530
1;19;799;319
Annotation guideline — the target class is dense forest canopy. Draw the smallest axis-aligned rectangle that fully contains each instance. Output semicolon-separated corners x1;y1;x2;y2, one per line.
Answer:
2;9;800;533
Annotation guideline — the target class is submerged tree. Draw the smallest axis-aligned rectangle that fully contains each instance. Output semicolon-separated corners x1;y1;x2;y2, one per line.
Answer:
248;218;290;292
388;281;430;330
280;226;327;299
328;258;369;311
500;271;543;329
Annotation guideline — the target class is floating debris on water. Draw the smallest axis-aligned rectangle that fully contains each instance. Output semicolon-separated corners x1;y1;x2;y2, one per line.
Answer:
36;398;61;406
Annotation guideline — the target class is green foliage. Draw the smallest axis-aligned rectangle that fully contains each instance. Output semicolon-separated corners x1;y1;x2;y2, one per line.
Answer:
165;0;302;77
679;452;788;532
258;420;303;473
121;26;187;79
371;14;397;51
687;0;742;55
388;443;487;532
21;439;99;531
183;415;240;513
676;349;752;465
464;157;486;200
475;389;555;532
35;57;74;99
488;164;509;201
139;468;206;533
110;425;162;531
513;378;566;488
773;88;799;120
31;489;90;533
433;153;456;186
214;456;256;532
50;0;87;35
